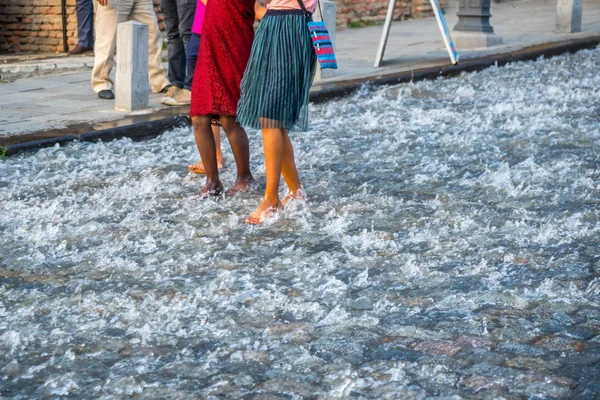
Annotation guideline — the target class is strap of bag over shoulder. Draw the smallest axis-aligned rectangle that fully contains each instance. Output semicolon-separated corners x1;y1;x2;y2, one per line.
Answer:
295;0;338;69
295;0;312;21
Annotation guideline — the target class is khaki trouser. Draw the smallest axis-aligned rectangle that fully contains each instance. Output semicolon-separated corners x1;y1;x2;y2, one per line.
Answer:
92;0;169;93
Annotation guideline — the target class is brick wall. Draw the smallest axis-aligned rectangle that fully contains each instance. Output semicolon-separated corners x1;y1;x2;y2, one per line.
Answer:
0;0;78;53
0;0;444;54
0;0;164;54
337;0;447;28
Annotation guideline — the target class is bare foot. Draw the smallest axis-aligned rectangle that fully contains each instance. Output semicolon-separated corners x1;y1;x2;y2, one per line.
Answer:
199;180;224;198
282;188;308;206
245;197;283;224
226;176;255;196
188;158;225;175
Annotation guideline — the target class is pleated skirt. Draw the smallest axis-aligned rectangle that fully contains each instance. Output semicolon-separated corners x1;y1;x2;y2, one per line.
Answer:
237;9;317;131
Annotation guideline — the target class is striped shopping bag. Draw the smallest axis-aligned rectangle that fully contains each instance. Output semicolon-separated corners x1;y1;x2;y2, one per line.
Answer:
307;21;338;69
296;0;339;69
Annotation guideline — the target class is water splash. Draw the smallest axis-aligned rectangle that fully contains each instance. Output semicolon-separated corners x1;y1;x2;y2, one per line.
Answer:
1;48;600;397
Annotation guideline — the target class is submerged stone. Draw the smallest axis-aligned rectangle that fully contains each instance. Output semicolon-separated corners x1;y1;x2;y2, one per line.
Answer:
412;341;463;357
2;48;600;398
504;356;562;371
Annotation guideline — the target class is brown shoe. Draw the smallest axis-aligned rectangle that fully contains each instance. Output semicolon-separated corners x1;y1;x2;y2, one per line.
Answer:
162;88;191;106
160;86;181;105
68;45;93;55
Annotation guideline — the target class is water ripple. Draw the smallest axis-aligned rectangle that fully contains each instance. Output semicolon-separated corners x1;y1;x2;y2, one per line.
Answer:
1;48;600;398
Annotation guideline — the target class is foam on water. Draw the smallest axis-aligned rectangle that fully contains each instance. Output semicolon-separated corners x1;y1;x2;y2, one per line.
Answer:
1;48;600;398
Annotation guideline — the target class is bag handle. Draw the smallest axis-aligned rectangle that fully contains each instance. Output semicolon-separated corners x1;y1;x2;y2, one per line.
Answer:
295;1;326;23
295;0;312;21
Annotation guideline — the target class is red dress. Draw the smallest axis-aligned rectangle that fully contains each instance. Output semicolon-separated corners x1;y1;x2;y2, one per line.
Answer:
190;0;255;117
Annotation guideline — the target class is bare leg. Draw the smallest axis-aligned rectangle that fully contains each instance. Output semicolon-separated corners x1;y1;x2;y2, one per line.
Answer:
220;116;255;195
280;129;307;205
189;124;225;174
246;124;285;224
192;116;223;196
214;124;224;169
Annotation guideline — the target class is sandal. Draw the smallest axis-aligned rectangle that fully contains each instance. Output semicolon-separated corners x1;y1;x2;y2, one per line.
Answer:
188;160;224;175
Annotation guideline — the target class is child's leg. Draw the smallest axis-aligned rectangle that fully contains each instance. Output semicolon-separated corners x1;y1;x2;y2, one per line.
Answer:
184;33;201;91
246;124;286;224
192;115;223;196
214;125;224;168
189;124;224;174
220;116;255;195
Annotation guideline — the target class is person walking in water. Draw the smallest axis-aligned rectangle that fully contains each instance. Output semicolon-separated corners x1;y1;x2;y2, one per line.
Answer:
189;0;256;196
185;0;224;174
237;0;317;224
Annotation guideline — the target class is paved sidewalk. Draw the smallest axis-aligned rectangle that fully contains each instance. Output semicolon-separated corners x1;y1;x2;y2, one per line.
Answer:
1;0;599;149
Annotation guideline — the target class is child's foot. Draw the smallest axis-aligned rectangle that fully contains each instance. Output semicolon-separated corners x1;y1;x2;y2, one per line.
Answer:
282;189;308;206
226;176;255;196
245;198;283;224
199;181;224;198
188;158;225;175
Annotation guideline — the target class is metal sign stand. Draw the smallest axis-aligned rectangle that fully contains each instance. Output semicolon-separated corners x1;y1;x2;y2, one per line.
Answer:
374;0;397;68
374;0;459;67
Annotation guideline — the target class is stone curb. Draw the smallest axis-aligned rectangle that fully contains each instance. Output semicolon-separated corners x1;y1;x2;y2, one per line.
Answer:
0;60;94;82
2;35;599;158
310;36;600;103
3;115;190;157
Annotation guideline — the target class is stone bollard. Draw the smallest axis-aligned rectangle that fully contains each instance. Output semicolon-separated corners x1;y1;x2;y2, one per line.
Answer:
115;21;149;112
556;0;583;33
315;0;337;80
453;0;503;49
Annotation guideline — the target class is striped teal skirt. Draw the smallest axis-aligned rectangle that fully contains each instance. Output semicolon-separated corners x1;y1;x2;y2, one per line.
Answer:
237;9;317;131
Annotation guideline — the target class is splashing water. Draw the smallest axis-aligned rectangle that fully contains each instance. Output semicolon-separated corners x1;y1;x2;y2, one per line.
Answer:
1;48;599;398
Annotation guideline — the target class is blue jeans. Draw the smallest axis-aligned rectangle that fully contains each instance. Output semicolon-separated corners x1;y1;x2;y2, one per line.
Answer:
160;0;196;88
76;0;94;48
185;33;200;90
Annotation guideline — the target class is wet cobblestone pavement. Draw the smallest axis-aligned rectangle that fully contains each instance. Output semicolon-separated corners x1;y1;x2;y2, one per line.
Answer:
1;48;599;398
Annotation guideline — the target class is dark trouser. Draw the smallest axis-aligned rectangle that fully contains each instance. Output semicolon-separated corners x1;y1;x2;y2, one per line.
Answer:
185;32;200;90
160;0;196;88
75;0;94;48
